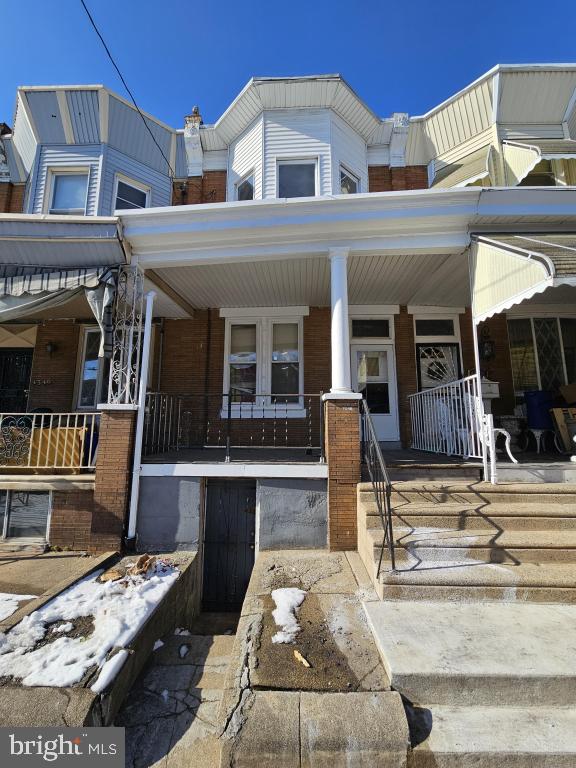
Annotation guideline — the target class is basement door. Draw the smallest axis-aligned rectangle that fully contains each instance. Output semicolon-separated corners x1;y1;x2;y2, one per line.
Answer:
351;343;400;442
202;480;256;611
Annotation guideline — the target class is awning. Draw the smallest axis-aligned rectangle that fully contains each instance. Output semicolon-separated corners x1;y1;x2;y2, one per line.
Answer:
432;146;495;188
469;233;576;322
502;139;576;185
0;266;116;357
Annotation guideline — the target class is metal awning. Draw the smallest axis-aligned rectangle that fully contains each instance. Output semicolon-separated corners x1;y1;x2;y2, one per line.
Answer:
469;233;576;323
0;215;126;268
502;139;576;185
432;146;494;188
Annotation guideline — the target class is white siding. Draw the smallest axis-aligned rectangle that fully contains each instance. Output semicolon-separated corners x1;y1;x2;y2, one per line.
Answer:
30;145;101;215
330;113;367;194
203;150;228;171
499;71;576;124
100;146;172;215
499;124;566;141
227;116;262;199
12;97;37;175
262;109;332;198
568;107;576;141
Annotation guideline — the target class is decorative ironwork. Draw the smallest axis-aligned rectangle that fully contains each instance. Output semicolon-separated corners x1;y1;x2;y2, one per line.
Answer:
0;415;32;465
108;266;145;405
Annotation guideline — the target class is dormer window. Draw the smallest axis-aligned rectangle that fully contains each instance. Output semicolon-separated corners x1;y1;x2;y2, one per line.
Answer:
278;159;317;198
114;176;150;210
236;173;254;201
340;166;359;194
48;171;88;215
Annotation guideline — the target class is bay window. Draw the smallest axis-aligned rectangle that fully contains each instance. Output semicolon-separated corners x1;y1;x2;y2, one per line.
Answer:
224;314;304;413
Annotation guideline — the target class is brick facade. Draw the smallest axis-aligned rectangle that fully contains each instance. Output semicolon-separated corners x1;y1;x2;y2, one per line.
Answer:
172;171;227;205
394;306;418;446
477;314;515;416
324;398;361;551
0;182;25;213
368;165;428;192
459;308;476;377
28;320;81;411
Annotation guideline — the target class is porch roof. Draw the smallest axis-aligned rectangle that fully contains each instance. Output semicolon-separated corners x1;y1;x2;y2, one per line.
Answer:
469;233;576;322
0;215;126;268
431;146;493;188
502;139;576;185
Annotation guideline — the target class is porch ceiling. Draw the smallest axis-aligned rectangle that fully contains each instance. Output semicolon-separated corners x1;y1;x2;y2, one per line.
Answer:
150;251;470;310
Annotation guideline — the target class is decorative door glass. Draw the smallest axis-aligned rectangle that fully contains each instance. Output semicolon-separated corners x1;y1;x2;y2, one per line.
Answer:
416;344;461;389
533;318;564;391
356;350;389;414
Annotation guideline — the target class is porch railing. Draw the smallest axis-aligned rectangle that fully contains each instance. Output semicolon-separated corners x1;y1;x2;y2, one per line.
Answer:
408;374;484;459
143;392;324;462
0;412;98;470
360;399;395;572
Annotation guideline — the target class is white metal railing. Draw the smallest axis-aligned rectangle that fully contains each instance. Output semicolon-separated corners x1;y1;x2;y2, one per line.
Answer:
408;375;485;459
0;412;98;470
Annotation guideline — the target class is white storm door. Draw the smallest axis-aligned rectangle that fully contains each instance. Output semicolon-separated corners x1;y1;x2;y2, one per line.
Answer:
351;344;399;442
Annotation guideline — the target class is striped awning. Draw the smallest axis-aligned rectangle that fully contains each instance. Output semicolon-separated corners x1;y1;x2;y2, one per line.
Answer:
469;233;576;322
0;266;110;297
502;139;576;185
432;146;494;188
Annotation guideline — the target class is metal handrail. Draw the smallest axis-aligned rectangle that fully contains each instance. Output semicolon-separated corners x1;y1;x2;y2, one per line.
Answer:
360;399;395;573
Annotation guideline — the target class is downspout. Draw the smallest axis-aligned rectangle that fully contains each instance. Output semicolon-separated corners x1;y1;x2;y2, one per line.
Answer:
126;290;156;543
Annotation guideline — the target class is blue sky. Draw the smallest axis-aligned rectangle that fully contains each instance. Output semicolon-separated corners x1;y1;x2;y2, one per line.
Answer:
3;0;576;128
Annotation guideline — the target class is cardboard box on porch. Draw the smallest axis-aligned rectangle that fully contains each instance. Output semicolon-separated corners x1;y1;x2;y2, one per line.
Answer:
560;383;576;405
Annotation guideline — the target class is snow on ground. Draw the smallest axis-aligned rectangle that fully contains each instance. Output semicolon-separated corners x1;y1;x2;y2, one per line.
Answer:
271;587;307;644
0;560;179;688
0;593;36;622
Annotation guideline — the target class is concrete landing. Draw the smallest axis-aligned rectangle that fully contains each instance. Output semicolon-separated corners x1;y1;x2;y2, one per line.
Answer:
364;600;576;706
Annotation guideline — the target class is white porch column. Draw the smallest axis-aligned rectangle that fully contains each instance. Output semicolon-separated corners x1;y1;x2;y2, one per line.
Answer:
329;247;352;393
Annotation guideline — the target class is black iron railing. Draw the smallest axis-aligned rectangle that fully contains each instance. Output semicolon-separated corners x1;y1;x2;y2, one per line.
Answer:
143;391;324;462
360;399;396;573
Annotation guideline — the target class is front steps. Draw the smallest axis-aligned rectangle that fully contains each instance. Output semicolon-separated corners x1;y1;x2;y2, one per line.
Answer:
358;480;576;602
358;477;576;765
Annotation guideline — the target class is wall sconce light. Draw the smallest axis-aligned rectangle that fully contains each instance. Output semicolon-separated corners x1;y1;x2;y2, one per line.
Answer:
479;327;495;361
45;342;57;358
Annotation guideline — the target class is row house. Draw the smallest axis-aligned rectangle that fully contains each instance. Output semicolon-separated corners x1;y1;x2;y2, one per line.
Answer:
0;64;575;609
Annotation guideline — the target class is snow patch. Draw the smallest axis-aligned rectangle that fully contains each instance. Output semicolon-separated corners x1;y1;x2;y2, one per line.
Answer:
271;588;306;644
0;560;178;688
179;644;189;658
91;649;129;693
51;622;73;635
153;639;164;651
174;628;190;636
0;593;36;622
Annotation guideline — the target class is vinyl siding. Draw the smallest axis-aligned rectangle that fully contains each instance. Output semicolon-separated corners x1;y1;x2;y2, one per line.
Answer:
107;96;173;176
228;116;262;199
66;90;100;144
499;71;576;124
499;124;566;141
568;106;576;141
330;113;367;194
26;91;66;144
263;109;332;198
100;146;172;214
30;145;101;215
12;97;37;175
174;133;187;178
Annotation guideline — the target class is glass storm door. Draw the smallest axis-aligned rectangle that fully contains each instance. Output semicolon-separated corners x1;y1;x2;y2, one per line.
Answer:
351;344;399;442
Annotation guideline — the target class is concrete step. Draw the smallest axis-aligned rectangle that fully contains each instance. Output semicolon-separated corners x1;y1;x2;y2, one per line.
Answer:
367;527;576;563
364;600;576;707
408;704;576;767
365;510;576;531
0;537;46;555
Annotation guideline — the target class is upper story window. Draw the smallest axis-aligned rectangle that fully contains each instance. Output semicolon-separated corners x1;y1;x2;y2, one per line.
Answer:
49;171;88;215
236;173;255;201
114;176;150;210
278;159;317;198
340;166;359;195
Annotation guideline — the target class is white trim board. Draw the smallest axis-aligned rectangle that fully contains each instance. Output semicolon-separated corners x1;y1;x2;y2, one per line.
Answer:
220;306;309;317
139;462;328;479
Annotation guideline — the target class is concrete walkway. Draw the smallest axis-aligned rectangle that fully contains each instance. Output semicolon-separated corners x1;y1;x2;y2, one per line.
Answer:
116;613;237;768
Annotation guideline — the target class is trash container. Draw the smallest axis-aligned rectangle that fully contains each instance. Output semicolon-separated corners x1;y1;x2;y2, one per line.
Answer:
524;390;555;430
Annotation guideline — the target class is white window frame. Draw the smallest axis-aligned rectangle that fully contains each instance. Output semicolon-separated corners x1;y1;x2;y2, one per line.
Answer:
506;313;576;395
235;169;255;201
339;164;360;195
45;167;90;215
350;314;395;342
222;315;305;417
276;157;319;198
74;326;104;410
112;173;150;211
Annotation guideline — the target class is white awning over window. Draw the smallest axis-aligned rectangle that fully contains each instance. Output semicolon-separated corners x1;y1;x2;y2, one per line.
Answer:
502;139;576;185
432;146;494;188
470;233;576;323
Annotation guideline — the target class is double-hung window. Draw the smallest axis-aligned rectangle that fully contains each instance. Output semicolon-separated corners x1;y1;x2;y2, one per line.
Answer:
48;171;89;214
114;176;150;210
224;315;304;413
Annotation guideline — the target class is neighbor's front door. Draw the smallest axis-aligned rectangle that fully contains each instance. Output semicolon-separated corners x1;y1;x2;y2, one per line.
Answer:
351;344;400;442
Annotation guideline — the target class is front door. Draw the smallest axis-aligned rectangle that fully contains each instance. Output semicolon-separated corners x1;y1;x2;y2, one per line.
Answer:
202;480;256;611
0;349;33;412
351;344;400;442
